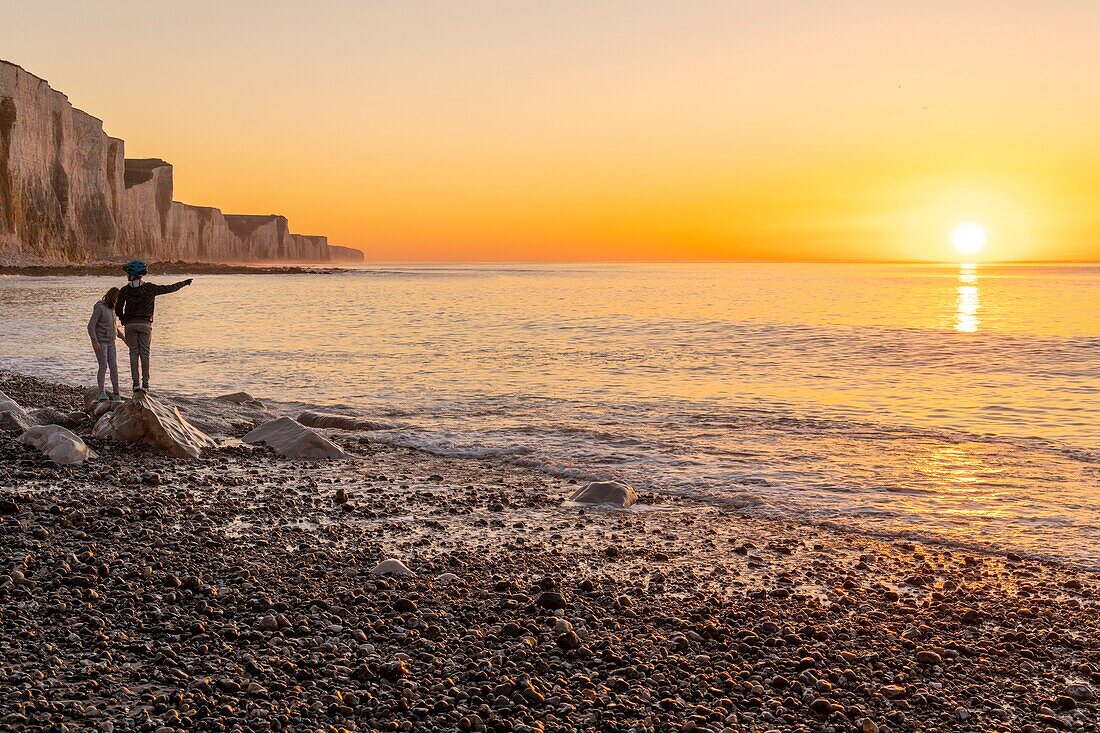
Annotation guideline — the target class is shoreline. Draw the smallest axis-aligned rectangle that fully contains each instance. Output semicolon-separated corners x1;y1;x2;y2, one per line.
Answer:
1;368;1097;731
0;261;347;277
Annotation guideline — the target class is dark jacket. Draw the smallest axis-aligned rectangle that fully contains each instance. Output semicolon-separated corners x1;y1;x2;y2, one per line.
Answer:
115;280;189;325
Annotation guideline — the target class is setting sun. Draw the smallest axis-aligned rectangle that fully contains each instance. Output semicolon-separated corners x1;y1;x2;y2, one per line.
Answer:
951;222;988;257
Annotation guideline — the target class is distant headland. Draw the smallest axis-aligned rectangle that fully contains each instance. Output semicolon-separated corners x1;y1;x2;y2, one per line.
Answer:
0;60;364;265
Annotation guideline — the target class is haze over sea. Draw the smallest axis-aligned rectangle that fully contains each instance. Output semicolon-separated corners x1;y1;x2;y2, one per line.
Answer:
3;263;1097;567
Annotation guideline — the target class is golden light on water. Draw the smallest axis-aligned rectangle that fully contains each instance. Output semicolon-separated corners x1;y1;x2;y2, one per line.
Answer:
955;264;981;333
951;222;988;257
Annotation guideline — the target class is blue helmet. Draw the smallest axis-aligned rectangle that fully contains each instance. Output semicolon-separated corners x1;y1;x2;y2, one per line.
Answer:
122;260;147;278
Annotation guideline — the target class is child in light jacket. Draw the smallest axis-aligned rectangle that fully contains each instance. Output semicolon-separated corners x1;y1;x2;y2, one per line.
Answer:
88;287;125;401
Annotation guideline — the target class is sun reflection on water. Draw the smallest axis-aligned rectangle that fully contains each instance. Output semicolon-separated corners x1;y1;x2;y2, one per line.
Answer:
914;445;1009;520
955;264;980;332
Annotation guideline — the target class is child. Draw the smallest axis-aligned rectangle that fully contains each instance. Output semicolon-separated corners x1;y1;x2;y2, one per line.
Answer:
88;287;126;402
114;260;193;393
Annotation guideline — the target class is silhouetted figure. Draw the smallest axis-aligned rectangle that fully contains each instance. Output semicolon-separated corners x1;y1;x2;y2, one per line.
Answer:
114;260;192;394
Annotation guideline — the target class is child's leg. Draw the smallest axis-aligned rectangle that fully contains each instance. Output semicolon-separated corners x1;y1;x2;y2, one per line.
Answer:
95;344;108;393
124;326;140;389
105;342;120;394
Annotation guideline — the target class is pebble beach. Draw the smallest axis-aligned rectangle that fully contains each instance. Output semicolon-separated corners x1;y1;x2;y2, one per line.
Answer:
1;369;1097;733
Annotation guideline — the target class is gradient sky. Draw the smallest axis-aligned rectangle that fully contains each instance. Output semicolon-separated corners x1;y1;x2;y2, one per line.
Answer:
3;0;1099;262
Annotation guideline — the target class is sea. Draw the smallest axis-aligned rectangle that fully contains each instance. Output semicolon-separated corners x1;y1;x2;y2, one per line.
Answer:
3;263;1097;568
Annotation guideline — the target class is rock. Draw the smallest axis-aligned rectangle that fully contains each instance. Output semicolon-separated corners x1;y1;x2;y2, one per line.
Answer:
370;559;414;577
393;597;418;613
915;650;942;665
297;410;392;431
242;417;345;460
168;394;270;436
1064;684;1095;702
557;630;581;650
536;591;568;610
27;407;80;429
566;480;639;508
257;615;279;632
0;390;31;433
214;391;259;403
435;572;462;585
810;698;834;715
0;409;31;434
93;392;217;459
19;425;94;465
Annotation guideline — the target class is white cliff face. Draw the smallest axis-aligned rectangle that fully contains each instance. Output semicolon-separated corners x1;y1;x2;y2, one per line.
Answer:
0;61;123;261
329;245;365;262
0;60;350;264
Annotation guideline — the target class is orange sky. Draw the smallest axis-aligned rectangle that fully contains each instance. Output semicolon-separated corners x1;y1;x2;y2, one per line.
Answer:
4;1;1100;262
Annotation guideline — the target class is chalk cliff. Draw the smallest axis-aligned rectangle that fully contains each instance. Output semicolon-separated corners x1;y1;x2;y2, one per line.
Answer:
0;60;356;264
329;245;365;262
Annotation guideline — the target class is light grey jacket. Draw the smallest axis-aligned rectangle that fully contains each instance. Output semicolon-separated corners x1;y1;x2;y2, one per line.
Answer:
88;301;121;343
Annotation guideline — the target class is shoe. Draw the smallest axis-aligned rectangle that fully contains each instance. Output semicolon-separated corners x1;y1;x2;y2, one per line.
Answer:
141;384;150;392
111;393;123;402
95;390;109;402
132;385;143;395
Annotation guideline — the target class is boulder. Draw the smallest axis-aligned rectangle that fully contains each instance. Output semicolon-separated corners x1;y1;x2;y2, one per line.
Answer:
242;417;345;459
0;390;31;433
567;480;639;508
89;400;120;420
27;407;79;429
19;425;94;465
170;395;270;436
370;559;414;577
297;411;392;431
92;392;217;459
215;391;262;405
0;409;32;434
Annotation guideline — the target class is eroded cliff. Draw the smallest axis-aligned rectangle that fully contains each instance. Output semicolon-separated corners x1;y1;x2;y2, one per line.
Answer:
0;60;361;264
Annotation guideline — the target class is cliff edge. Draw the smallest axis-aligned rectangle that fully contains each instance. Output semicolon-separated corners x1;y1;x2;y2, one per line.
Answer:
0;59;355;264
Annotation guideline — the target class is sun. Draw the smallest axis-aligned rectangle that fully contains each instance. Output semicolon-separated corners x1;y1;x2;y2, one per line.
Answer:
951;222;987;256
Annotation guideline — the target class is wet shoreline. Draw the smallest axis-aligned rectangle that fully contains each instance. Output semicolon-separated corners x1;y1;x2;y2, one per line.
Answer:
0;369;1097;731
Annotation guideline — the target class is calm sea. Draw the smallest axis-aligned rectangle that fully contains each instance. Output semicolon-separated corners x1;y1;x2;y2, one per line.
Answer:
3;263;1097;567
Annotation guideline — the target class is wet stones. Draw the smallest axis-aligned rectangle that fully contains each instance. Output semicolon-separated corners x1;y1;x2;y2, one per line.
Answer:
535;591;568;610
915;649;943;665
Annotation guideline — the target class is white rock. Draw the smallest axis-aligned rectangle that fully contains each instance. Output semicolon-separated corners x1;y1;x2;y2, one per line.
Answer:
567;480;639;508
242;417;345;460
19;425;94;465
92;392;217;459
0;389;31;432
214;391;259;404
371;559;414;577
297;411;392;431
435;573;463;585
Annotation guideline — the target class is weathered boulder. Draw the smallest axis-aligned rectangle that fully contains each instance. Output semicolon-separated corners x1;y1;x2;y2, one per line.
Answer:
28;406;67;425
0;390;32;433
371;559;415;577
242;417;345;459
297;411;391;431
215;391;260;404
92;392;217;458
170;394;269;436
567;480;639;508
20;425;94;465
